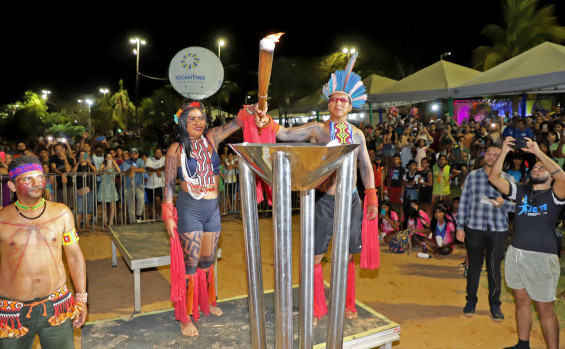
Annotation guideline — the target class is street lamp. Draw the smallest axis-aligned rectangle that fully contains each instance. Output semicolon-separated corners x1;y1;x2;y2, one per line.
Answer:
342;48;356;59
440;52;451;60
218;39;225;59
99;88;109;97
41;90;51;100
130;37;146;127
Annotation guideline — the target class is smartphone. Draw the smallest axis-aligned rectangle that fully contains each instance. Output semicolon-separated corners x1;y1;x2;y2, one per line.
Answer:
511;138;527;149
83;153;89;161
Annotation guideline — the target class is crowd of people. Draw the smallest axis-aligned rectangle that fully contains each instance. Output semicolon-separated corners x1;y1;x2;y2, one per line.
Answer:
0;131;242;231
359;106;564;252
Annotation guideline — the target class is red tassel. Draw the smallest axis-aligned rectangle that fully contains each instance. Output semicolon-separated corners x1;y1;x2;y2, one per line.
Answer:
196;268;210;317
169;207;189;324
360;198;380;270
191;274;200;323
313;264;327;319
346;261;357;313
239;106;275;204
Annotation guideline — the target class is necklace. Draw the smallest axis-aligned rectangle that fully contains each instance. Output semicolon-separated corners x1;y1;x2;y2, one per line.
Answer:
15;198;45;210
15;201;47;220
180;136;215;200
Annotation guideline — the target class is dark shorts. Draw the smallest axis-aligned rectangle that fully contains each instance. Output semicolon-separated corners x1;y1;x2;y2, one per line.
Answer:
145;187;163;204
176;190;221;233
314;190;363;255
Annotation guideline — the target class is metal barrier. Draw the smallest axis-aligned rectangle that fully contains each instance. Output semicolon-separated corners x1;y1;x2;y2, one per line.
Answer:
1;169;298;232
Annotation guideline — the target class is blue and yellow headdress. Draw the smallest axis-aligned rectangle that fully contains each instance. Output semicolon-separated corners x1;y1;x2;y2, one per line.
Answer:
321;52;367;109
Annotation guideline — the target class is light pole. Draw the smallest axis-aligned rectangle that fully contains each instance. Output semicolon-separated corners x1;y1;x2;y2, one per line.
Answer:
218;39;225;59
99;88;109;97
78;99;93;131
217;39;225;119
440;52;451;60
41;90;51;100
130;37;146;128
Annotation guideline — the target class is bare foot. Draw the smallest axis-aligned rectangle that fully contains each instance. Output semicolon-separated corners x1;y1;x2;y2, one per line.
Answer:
313;317;318;326
180;321;198;336
209;305;223;316
345;308;358;320
559;291;565;300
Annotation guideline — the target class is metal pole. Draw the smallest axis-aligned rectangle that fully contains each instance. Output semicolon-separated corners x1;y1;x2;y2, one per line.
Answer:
299;189;315;349
238;161;267;349
272;151;293;349
326;152;355;348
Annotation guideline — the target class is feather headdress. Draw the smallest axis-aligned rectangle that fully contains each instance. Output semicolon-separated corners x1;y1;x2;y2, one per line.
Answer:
321;52;367;109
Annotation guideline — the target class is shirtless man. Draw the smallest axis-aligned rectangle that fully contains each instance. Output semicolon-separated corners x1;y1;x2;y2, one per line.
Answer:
242;52;378;324
0;156;87;349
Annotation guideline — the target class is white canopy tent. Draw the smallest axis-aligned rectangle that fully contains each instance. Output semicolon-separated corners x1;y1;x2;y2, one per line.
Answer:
452;42;565;98
368;60;482;107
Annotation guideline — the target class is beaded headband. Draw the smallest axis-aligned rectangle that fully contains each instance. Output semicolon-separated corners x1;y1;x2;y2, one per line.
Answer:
174;101;205;124
9;163;43;180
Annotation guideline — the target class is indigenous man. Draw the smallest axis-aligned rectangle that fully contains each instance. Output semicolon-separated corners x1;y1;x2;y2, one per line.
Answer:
0;156;87;349
489;138;563;349
241;53;378;324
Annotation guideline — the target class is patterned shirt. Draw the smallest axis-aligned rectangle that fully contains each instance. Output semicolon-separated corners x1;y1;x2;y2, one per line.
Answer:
457;167;515;232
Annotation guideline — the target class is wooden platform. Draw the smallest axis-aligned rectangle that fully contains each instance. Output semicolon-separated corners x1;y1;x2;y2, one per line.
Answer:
82;287;400;349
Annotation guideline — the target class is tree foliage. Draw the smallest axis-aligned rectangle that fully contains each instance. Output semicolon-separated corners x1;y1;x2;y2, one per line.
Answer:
472;0;565;71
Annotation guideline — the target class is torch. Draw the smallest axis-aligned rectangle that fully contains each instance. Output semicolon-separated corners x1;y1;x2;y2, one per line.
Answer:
258;33;284;113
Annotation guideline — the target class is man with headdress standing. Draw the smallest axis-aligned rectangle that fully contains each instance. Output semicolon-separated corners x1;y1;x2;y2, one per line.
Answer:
240;53;379;323
0;156;87;348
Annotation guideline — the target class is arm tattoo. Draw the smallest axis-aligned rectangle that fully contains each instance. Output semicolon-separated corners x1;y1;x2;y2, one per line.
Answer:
164;154;178;203
207;118;241;146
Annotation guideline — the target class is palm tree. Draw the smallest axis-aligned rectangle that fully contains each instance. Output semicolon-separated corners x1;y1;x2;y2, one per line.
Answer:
472;0;565;71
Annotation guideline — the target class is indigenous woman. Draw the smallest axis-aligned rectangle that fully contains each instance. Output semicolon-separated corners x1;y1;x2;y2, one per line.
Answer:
162;101;253;337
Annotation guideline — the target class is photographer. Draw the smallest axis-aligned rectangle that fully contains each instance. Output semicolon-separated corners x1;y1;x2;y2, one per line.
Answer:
489;137;564;349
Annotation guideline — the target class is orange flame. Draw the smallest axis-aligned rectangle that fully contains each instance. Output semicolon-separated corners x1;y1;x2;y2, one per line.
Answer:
263;32;284;43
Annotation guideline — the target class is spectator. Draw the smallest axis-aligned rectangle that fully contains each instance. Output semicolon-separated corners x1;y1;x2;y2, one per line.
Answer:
49;143;73;206
98;152;121;227
144;147;165;219
431;154;460;208
386;153;405;216
0;153;13;206
72;150;97;232
382;125;397;169
418;157;434;217
426;205;457;256
504;152;528;184
120;148;145;223
224;151;238;212
379;200;399;242
13;141;27;159
398;127;414;167
402;160;420;215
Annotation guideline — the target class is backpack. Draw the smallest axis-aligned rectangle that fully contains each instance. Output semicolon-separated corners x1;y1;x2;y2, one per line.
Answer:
389;230;412;254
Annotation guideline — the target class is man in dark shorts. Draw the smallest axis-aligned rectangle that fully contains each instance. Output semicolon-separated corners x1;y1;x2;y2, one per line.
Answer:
0;156;87;348
245;52;378;324
489;137;564;349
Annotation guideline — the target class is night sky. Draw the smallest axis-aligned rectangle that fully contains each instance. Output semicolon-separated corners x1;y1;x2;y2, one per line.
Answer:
2;1;564;106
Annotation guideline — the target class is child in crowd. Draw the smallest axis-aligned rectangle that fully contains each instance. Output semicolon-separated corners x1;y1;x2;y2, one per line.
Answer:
402;160;421;216
418;157;434;218
400;200;430;246
427;205;457;256
373;156;385;200
379;201;399;242
387;154;405;216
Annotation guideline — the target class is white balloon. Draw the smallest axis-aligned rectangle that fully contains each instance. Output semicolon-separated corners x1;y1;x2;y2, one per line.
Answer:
168;46;224;100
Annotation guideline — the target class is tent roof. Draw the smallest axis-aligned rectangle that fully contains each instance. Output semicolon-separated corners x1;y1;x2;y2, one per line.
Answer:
284;74;396;113
452;42;565;98
369;60;482;105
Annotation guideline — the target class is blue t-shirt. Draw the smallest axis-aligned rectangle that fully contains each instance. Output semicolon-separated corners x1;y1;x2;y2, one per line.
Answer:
120;158;145;188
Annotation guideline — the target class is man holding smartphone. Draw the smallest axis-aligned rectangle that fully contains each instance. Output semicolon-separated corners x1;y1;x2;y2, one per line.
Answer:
456;145;515;321
489;137;563;349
